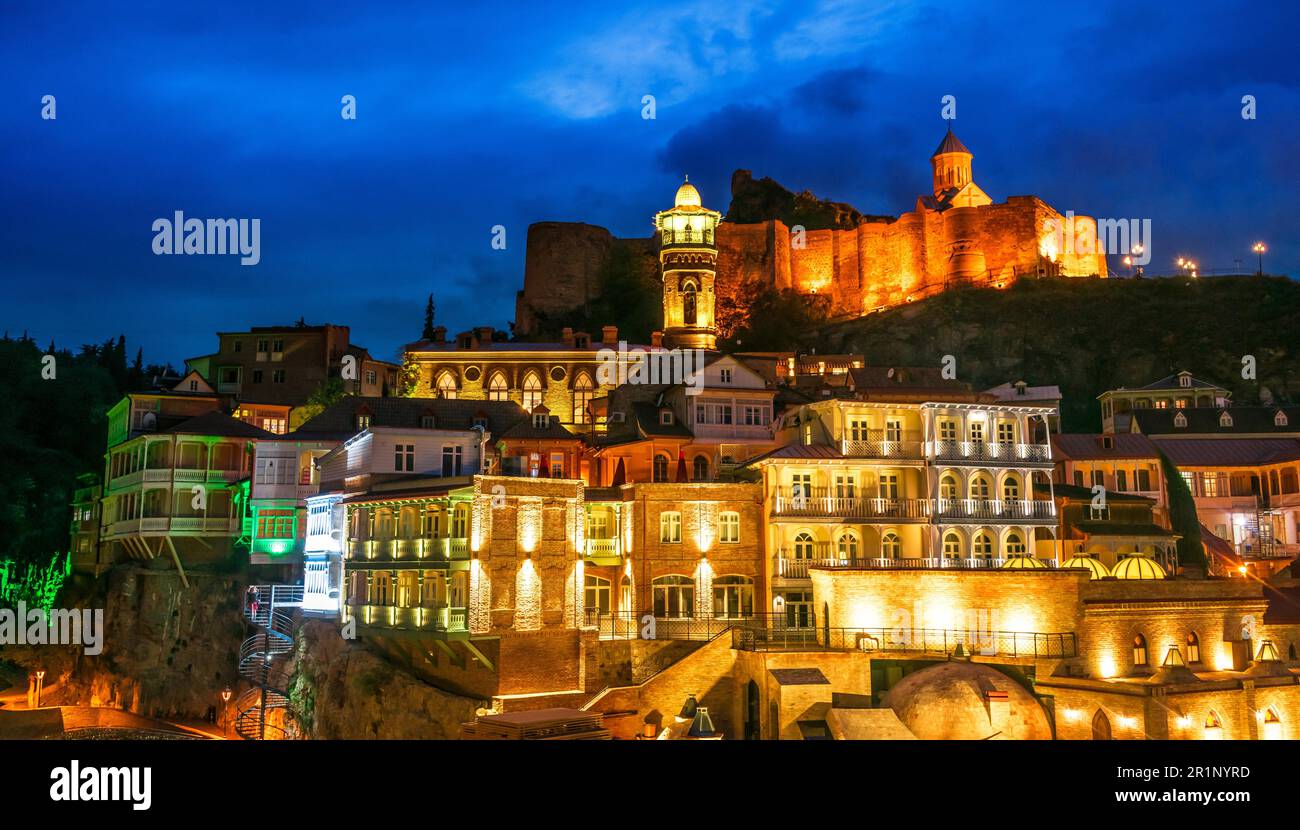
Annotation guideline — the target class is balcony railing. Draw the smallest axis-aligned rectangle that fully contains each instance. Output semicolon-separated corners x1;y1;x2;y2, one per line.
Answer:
347;536;470;562
105;516;238;534
347;603;469;633
773;492;930;520
933;498;1056;522
930;440;1051;463
774;555;1059;578
583;611;790;642
585;538;621;561
734;625;1076;657
840;431;924;459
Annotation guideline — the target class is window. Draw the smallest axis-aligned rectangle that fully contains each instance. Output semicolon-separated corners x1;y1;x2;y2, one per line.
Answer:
884;419;902;442
356;414;371;430
938;420;956;441
741;405;768;426
1173;411;1187;428
232;340;242;353
835;473;856;499
940;475;958;500
1263;708;1282;741
1133;634;1148;667
695;402;733;425
1116;469;1128;491
692;455;709;481
1219;411;1233;427
584;575;611;616
256;508;295;540
720;368;733;384
1204;710;1223;739
487;373;508;401
712;575;753;619
1136;468;1152;491
791;473;812;503
1154;399;1167;409
252;369;264;384
1275;410;1289;427
1186;632;1201;663
1178;374;1191;388
1002;477;1020;501
970;475;990;500
973;532;993;559
881;532;901;560
441;445;463;477
256;339;269;354
272;369;286;383
969;421;984;444
837;531;859;559
849;418;870;441
521;372;543;412
653;575;694;618
365;370;377;385
421;415;435;429
659;409;674;425
997;422;1015;444
653;454;670;483
719;511;739;543
792;532;815;560
573;373;594;425
942;532;961;559
1092;469;1105;487
436;373;458;399
271;339;284;354
395;444;414;472
533;413;549;429
1199;472;1219;498
878;473;899;500
659;511;681;544
550;452;564;478
1004;532;1026;556
1073;470;1084;487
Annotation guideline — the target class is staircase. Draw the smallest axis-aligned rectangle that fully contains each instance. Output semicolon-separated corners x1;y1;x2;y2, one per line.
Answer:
235;585;302;740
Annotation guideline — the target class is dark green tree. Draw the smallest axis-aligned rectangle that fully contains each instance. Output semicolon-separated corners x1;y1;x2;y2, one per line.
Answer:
1158;450;1207;570
422;294;437;341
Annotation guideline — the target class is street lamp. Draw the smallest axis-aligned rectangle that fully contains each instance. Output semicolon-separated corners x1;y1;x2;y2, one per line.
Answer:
1131;244;1144;277
221;687;233;736
34;670;45;708
1253;242;1267;276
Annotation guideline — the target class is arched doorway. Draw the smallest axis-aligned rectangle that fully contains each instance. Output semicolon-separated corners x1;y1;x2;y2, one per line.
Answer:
1092;709;1112;740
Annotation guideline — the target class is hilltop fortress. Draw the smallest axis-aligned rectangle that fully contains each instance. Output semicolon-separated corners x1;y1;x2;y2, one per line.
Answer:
515;129;1108;336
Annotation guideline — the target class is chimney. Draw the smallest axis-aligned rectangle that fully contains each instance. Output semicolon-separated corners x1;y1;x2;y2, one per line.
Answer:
476;326;495;344
561;327;575;347
651;330;663;349
601;325;619;345
430;325;447;344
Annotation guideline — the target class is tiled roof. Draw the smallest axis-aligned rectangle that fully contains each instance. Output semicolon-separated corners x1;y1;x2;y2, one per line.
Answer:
1151;437;1300;467
1132;406;1300;436
291;397;530;439
1036;482;1155;503
932;128;971;157
1051;433;1161;460
163;411;277;440
745;443;844;465
1130;373;1225;391
1070;522;1176;538
983;382;1062;403
632;402;693;438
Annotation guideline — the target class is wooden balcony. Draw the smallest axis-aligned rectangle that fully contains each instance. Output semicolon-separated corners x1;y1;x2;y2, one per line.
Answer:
933;498;1056;523
347;536;471;563
772;493;930;521
840;431;924;459
929;440;1052;464
347;603;469;637
585;537;622;565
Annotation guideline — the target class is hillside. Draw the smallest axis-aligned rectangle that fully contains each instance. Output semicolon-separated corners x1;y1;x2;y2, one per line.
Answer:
809;275;1300;432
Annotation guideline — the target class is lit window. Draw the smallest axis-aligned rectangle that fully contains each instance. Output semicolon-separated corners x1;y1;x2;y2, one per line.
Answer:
837;531;858;559
1004;533;1026;556
521;372;543;412
653;454;670;483
1186;632;1201;663
1275;410;1289;427
573;373;594;425
1219;411;1233;427
1133;634;1149;667
487;373;508;401
712;575;752;619
881;532;901;560
719;511;739;544
659;511;681;544
720;368;733;384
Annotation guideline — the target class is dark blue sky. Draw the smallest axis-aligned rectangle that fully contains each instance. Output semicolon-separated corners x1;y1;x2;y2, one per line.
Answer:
3;0;1296;368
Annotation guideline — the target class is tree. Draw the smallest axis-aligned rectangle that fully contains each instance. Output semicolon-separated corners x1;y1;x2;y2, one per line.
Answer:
1159;450;1207;571
422;294;437;341
297;377;348;424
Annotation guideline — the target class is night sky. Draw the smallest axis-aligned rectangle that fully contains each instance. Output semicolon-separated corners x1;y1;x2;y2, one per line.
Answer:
2;1;1296;368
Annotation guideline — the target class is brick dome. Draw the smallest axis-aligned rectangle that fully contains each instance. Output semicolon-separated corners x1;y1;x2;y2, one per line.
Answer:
882;660;1053;740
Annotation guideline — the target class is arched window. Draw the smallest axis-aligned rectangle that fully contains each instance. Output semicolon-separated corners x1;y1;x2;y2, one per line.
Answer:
584;574;611;616
487;372;508;402
573;373;594;425
1091;710;1112;740
942;532;962;559
940;474;959;501
712;575;753;619
693;455;710;482
1204;710;1223;739
682;280;698;326
653;453;670;482
1002;476;1020;502
793;531;815;560
1004;532;1026;557
719;511;740;544
659;511;681;544
973;532;993;559
435;372;458;399
1263;707;1283;740
652;575;694;619
1133;633;1149;667
836;531;859;560
1186;632;1201;663
881;532;901;560
970;475;990;500
521;372;543;412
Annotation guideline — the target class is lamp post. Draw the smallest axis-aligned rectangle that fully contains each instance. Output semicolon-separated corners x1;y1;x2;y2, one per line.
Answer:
34;670;45;708
1130;244;1144;277
221;687;233;737
1253;242;1266;277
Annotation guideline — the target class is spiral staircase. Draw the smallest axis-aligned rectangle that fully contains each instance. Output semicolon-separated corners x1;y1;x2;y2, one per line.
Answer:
235;585;302;740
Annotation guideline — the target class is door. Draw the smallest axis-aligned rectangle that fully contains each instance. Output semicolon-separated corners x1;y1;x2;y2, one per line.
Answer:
745;680;761;741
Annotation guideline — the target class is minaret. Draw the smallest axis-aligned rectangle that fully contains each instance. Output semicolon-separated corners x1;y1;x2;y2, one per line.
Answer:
655;177;721;351
930;127;974;196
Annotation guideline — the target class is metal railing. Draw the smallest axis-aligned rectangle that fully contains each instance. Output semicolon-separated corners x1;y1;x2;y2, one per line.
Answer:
346;602;469;633
585;538;621;559
933;498;1056;521
840;431;924;459
774;555;1061;575
930;440;1051;463
583;610;763;642
825;627;1077;658
346;536;471;562
773;492;930;520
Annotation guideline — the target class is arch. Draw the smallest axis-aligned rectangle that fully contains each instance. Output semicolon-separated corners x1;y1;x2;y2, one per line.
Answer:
1185;631;1201;663
836;529;860;560
792;531;816;560
573;372;594;425
653;453;670;482
692;454;710;482
942;530;963;559
487;371;509;401
972;529;994;559
435;372;458;399
521;371;543;412
1003;530;1026;556
1000;471;1022;502
881;531;901;560
1091;710;1112;740
939;472;961;501
652;575;695;618
681;279;698;326
969;473;991;500
396;571;418;607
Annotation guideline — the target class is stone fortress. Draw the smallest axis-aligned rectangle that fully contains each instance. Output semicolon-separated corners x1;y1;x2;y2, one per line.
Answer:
515;127;1108;334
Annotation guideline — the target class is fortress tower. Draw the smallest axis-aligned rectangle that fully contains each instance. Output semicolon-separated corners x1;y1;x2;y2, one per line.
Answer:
655;177;721;350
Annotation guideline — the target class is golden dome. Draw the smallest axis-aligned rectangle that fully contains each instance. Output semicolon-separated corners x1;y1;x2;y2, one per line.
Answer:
999;555;1046;570
1112;554;1167;580
674;177;702;208
1061;555;1111;580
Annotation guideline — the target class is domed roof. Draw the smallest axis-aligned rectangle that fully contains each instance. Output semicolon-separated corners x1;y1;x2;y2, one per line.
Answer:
999;555;1046;570
1112;554;1167;580
882;660;1052;740
1061;555;1111;580
674;177;702;208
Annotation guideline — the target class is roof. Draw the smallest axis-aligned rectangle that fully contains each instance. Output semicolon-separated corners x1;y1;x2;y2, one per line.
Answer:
1132;406;1300;436
769;668;830;686
1037;482;1155;504
745;443;846;465
1070;522;1176;538
291;397;531;439
1151;437;1300;467
1115;372;1228;393
1200;523;1237;561
498;414;580;442
631;402;693;438
932;128;971;157
847;367;980;401
1052;433;1161;460
983;382;1062;404
162;411;277;440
